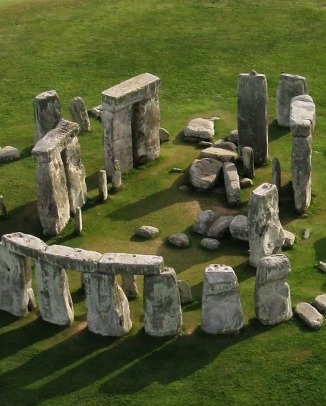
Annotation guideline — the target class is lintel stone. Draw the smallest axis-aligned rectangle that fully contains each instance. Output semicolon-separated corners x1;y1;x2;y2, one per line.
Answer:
2;232;48;258
99;252;164;275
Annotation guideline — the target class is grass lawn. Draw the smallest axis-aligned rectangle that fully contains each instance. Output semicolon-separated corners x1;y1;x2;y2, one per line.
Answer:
1;0;326;404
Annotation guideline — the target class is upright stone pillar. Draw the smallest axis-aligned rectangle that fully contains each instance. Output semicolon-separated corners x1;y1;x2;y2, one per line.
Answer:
34;90;62;144
98;169;108;202
74;207;82;235
201;264;243;334
121;275;139;299
143;267;182;336
35;259;74;325
255;254;292;325
0;243;35;317
276;73;308;127
242;146;255;178
112;160;122;191
84;273;132;336
237;71;268;165
69;96;91;133
272;158;281;191
248;183;284;267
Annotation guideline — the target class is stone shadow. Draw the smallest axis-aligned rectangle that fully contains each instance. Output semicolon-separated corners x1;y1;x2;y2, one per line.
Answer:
268;119;291;143
313;237;326;263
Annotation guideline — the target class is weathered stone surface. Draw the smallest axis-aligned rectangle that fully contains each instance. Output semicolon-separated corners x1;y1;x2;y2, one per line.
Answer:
242;146;254;179
237;71;268;165
317;261;326;273
168;233;190;248
99;252;164;275
240;177;253;189
102;73;160;177
248;183;284;267
291;134;312;213
121;274;139;299
34;90;62;144
112;160;122;191
207;216;234;239
0;243;35;317
198;141;213;148
201;264;244;334
229;215;249;241
200;146;238;163
200;238;221;250
193;210;217;235
74;207;82;235
183;118;214;142
294;302;323;329
290;95;315;137
177;280;193;304
159;127;169;144
143;267;182;336
213;139;237;152
69;96;91;133
272;157;281;191
255;254;292;325
283;230;295;249
226;129;238;145
84;273;132;336
223;162;241;206
89;104;102;120
98;169;108;202
136;225;159;239
0;146;20;163
35;259;74;325
312;294;326;314
276;73;308;127
189;158;223;190
2;232;47;258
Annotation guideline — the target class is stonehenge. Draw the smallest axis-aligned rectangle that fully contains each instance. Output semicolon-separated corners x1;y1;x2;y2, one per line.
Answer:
69;96;91;133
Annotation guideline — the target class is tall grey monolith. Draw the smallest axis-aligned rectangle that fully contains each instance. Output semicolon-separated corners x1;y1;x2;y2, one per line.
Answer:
98;170;108;202
255;254;292;325
237;71;268;165
34;90;62;144
69;96;91;133
201;264;243;334
276;73;308;127
242;146;255;178
248;183;284;267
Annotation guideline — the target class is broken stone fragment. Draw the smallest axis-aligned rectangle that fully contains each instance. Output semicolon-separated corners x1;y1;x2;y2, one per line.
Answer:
207;216;234;239
193;210;217;235
159;127;169;144
0;146;21;163
98;169;108;202
200;146;238;163
226;129;238;145
223;162;241;206
183;118;214;142
242;146;254;179
200;238;221;250
317;261;326;273
283;230;296;249
312;294;326;314
229;215;249;241
168;233;190;248
136;226;159;239
189;158;223;190
294;302;323;329
239;177;253;189
213;139;237;152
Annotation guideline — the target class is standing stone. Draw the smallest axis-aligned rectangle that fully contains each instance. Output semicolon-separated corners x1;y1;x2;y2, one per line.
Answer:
74;207;82;235
276;73;308;127
143;267;182;336
35;259;74;325
112;160;122;191
0;195;8;217
201;264;244;334
84;273;132;336
69;97;91;133
98;169;108;202
248;183;284;267
223;162;241;206
121;274;139;299
242;146;254;179
237;71;268;165
272;158;281;191
177;280;193;304
0;243;35;317
34;90;62;144
255;254;292;325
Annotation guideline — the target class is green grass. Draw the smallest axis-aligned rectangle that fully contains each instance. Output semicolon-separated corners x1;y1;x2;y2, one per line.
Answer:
1;0;326;404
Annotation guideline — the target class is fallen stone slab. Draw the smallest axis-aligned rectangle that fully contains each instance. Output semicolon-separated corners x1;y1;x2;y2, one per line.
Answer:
223;162;241;206
207;216;234;239
294;302;323;329
136;226;159;239
0;146;20;163
189;158;223;190
213;139;237;152
168;233;190;248
200;238;221;250
193;210;217;235
177;280;193;304
200;146;238;163
183;118;214;142
229;215;249;241
312;294;326;314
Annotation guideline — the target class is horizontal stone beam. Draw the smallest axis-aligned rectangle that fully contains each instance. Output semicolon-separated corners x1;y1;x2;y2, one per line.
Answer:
290;95;315;137
102;73;160;112
2;232;47;258
99;253;164;275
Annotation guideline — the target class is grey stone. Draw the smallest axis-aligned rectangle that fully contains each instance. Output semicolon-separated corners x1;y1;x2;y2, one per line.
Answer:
193;210;217;235
248;183;284;267
159;127;170;144
237;71;268;165
84;273;132;336
183;118;214;142
143;267;182;336
272;158;281;191
198;141;213;148
201;264;244;334
303;229;311;240
312;294;326;314
0;146;20;163
189;158;223;190
168;233;190;248
290;95;315;137
213;139;237;152
121;274;139;299
136;226;159;239
89;104;102;120
74;207;82;235
291;135;312;213
229;215;249;242
177;280;193;304
223;162;241;206
317;261;326;273
69;97;91;133
240;177;253;189
169;167;183;173
98;169;108;202
99;252;164;275
34;90;62;144
255;254;292;325
242;146;254;179
112;160;122;191
226;129;238;145
207;216;234;239
2;232;47;258
35;259;74;325
283;230;296;249
200;146;238;163
276;73;308;127
294;302;323;329
200;238;221;250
